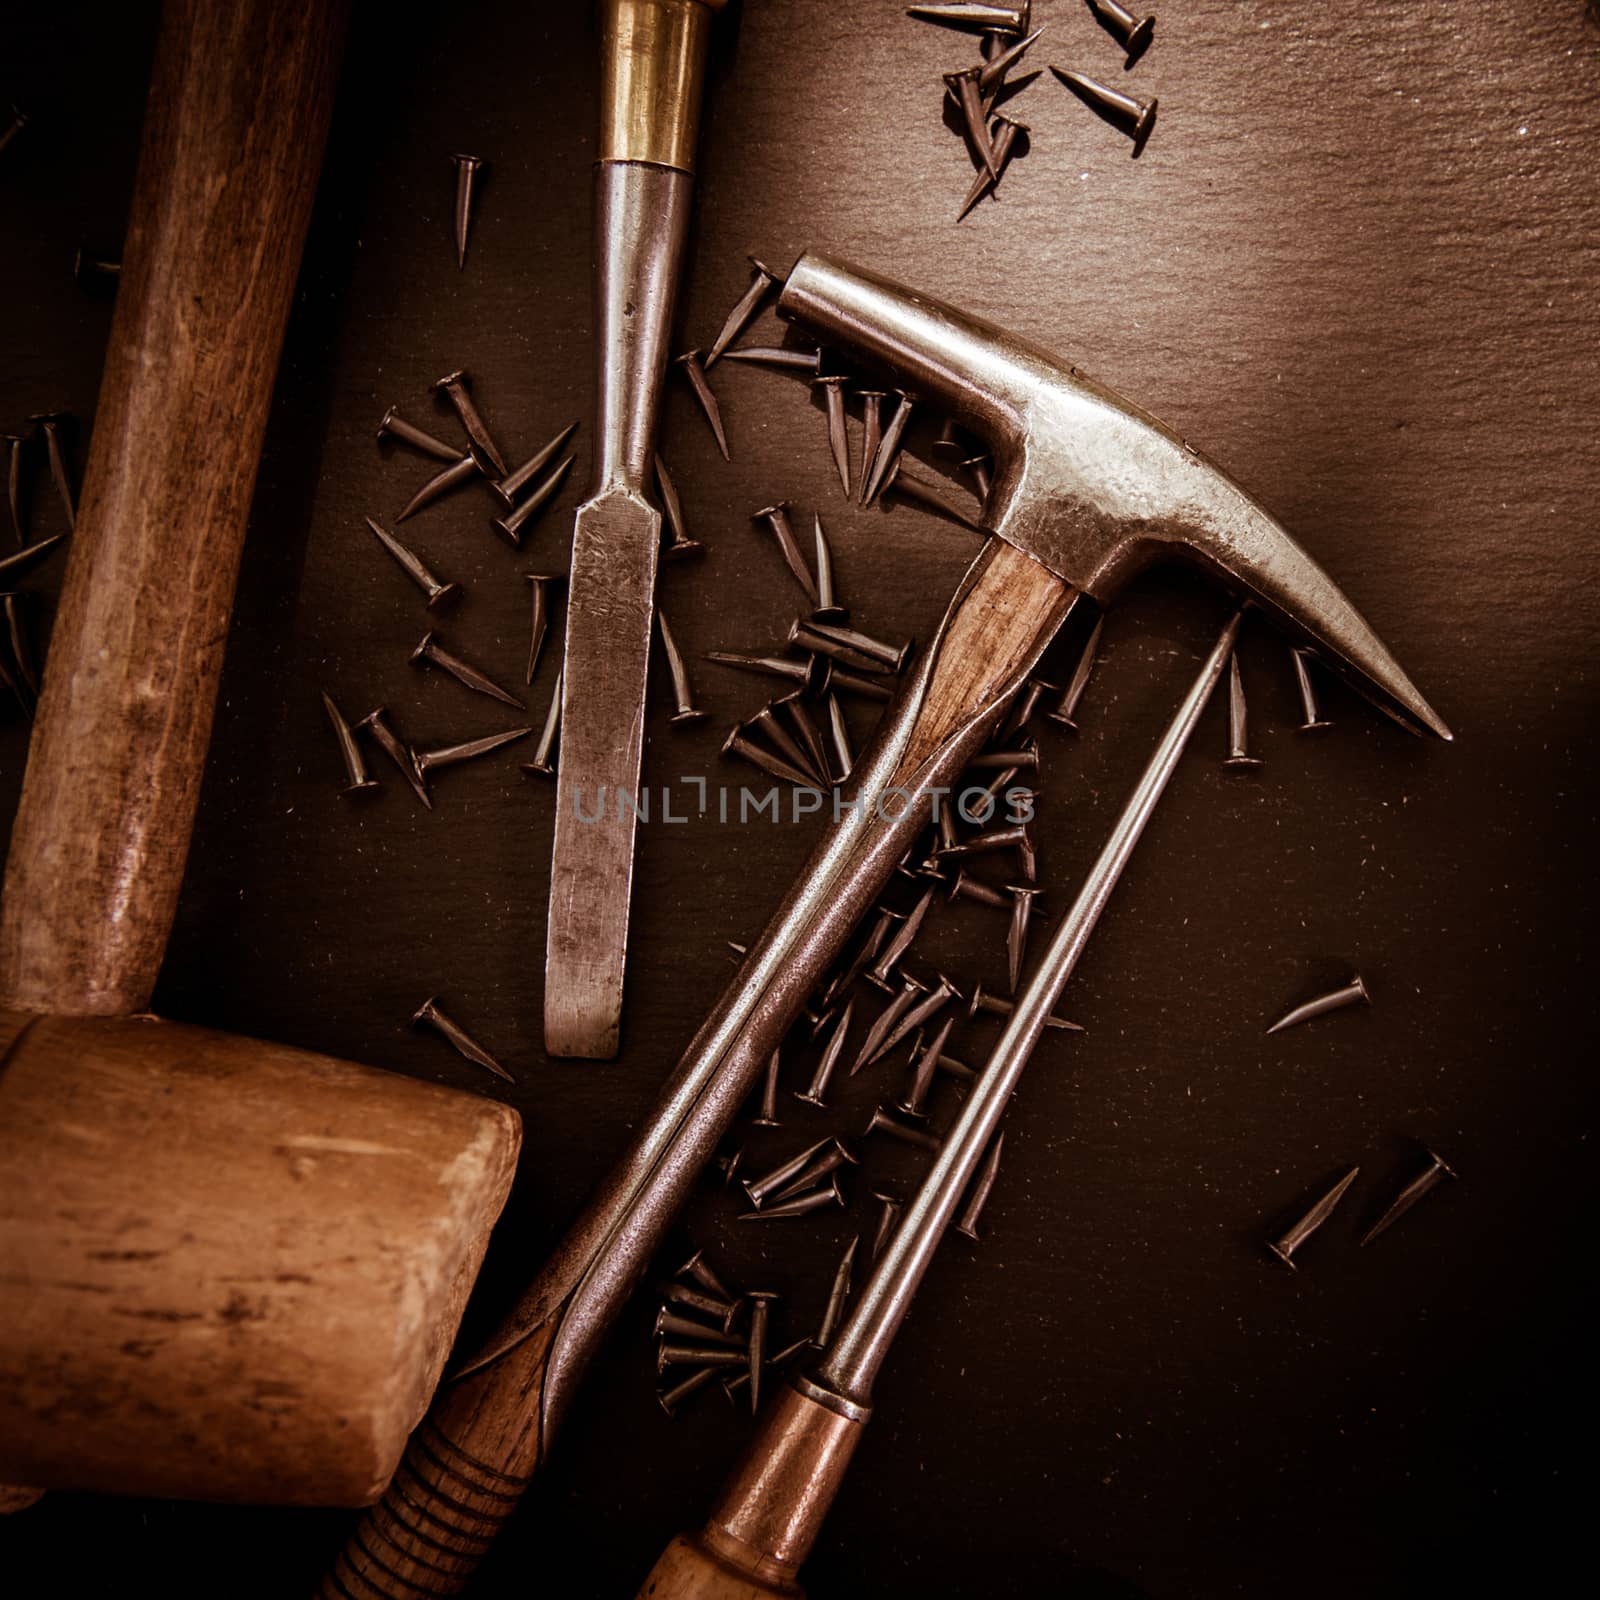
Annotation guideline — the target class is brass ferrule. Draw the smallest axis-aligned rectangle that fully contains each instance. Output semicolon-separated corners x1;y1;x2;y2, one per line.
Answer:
600;0;726;170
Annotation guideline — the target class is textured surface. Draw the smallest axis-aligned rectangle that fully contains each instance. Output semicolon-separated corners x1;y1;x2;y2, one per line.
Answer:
0;1;1595;1595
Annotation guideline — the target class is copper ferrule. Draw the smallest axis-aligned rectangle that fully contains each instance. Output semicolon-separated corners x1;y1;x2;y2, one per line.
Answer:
600;0;726;170
703;1379;869;1577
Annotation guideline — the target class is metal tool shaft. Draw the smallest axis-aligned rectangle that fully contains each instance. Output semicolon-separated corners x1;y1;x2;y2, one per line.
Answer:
817;610;1242;1404
545;62;702;1059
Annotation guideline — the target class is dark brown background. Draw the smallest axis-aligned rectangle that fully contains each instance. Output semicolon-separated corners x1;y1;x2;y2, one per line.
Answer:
1;2;1595;1595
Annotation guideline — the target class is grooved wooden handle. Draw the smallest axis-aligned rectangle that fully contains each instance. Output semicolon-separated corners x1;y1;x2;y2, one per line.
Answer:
0;0;348;1017
317;1312;560;1598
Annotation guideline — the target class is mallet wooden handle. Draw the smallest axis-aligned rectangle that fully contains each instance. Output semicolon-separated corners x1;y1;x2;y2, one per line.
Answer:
0;0;349;1016
319;540;1076;1596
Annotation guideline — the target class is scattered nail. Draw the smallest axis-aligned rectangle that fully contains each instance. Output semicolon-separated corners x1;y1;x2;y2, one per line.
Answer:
675;350;730;459
654;1307;743;1348
677;1248;737;1303
777;691;833;787
706;257;780;367
413;724;531;778
520;666;563;777
28;413;74;528
955;1129;1006;1240
743;1138;832;1210
491;454;574;549
1267;1166;1360;1269
719;344;822;374
897;1015;956;1119
816;1235;860;1347
813;375;852;497
867;886;939;989
1006;884;1041;991
1087;0;1155;68
766;1137;860;1207
320;691;380;795
864;1103;943;1153
656;610;706;726
968;977;1081;1031
654;455;704;561
811;512;846;622
396;452;479;523
658;1342;747;1375
524;572;563;684
863;393;915;506
356;708;431;808
907;3;1031;34
1291;647;1333;732
366;516;460;609
412;996;512;1083
1222;649;1263;769
739;1174;844;1221
3;433;26;544
1047;615;1105;728
852;973;927;1075
722;724;818;789
883;455;984;530
795;1000;855;1109
451;153;484;269
1360;1148;1457;1247
432;369;508;476
751;1047;783;1128
752;501;819;603
491;421;579;512
1050;65;1158;156
870;1190;904;1261
411;630;525;709
656;1364;724;1417
1266;974;1371;1036
377;405;462;463
977;26;1044;99
826;693;855;784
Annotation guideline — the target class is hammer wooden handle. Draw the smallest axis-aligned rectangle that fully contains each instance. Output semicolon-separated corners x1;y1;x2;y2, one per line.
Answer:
0;0;348;1016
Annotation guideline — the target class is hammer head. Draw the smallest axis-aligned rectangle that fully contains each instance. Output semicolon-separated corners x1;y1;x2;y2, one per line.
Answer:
777;254;1450;740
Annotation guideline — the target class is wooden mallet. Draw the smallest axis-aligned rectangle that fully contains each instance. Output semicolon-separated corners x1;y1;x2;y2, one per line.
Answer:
0;0;520;1508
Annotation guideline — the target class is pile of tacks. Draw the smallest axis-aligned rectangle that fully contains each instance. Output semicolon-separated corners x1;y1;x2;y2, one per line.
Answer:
907;1;1163;221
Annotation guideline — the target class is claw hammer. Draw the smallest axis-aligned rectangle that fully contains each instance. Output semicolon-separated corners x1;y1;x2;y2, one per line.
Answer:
320;256;1449;1596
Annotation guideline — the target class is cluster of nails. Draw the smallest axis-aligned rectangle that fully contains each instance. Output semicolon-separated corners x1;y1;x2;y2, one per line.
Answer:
908;1;1162;223
318;363;586;1084
644;619;1112;1420
1267;1146;1457;1270
1;411;77;720
653;1248;820;1419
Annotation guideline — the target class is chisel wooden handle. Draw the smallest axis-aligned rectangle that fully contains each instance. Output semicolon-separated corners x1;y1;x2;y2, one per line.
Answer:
0;0;348;1016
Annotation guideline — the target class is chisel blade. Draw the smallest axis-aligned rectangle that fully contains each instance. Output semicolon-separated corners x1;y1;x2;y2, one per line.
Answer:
545;484;661;1059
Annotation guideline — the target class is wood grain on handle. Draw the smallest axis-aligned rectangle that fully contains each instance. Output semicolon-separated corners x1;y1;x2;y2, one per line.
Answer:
891;540;1075;778
317;1315;559;1598
0;0;348;1017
